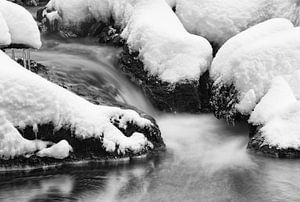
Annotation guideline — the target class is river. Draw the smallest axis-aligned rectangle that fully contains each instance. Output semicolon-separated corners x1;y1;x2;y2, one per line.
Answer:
0;35;300;202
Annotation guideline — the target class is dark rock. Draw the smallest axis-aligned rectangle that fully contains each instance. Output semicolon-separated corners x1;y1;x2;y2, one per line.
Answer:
247;126;300;159
210;81;248;124
118;46;210;113
0;59;165;168
9;0;49;6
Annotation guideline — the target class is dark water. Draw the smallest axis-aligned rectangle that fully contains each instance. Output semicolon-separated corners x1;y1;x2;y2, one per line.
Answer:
1;37;300;202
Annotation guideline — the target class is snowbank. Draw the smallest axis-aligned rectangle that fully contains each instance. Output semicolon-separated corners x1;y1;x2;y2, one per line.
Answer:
45;0;212;83
0;0;41;49
249;76;300;149
171;0;300;46
0;50;153;159
0;12;11;46
211;20;300;115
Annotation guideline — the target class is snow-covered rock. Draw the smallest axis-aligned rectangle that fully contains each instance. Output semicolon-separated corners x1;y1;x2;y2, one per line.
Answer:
211;18;294;81
121;0;212;83
210;19;300;121
37;140;73;159
0;0;41;49
248;76;300;158
171;0;300;47
0;12;11;47
0;50;164;163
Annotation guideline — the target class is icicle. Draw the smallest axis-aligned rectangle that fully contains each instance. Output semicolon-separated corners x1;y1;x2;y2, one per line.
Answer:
27;49;31;70
11;49;15;60
22;49;27;69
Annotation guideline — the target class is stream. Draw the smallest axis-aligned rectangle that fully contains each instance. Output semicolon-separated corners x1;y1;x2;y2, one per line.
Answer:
0;35;300;202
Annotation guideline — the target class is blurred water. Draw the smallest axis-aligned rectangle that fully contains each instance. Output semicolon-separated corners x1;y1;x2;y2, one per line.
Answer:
1;37;300;202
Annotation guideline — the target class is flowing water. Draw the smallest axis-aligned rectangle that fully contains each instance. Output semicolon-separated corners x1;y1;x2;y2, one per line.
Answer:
1;36;300;202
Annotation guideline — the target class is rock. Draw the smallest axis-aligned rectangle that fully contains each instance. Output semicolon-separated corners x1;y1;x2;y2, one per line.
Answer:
119;46;211;113
8;0;48;7
210;81;248;124
0;59;165;168
247;125;300;159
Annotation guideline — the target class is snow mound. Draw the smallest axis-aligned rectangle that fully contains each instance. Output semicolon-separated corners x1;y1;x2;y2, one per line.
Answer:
171;0;300;46
249;76;300;149
37;140;73;159
0;50;153;158
211;19;300;115
45;0;212;83
0;12;11;46
0;0;41;49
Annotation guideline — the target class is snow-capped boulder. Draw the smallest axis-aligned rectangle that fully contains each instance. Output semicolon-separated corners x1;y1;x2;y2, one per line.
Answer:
171;0;300;48
248;76;300;158
210;19;300;122
0;50;164;167
0;0;41;49
39;0;213;112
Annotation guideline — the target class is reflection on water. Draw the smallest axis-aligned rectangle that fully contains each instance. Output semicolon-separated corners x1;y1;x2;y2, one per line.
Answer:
1;115;300;202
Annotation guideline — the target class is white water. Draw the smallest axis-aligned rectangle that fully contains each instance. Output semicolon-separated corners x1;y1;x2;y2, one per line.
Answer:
1;37;300;202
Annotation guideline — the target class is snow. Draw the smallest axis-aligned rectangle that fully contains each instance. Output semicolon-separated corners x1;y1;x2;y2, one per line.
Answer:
45;0;212;83
46;0;92;28
0;50;153;158
249;76;300;149
0;0;41;49
121;0;212;83
0;12;11;47
249;77;297;125
0;111;48;159
211;18;294;81
172;0;300;46
37;140;73;159
211;20;300;115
